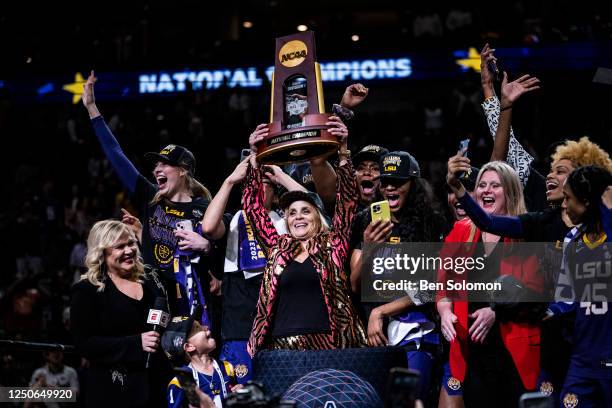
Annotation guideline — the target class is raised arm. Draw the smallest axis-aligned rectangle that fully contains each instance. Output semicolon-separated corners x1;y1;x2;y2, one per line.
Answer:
202;159;249;240
310;157;337;209
82;71;141;193
243;126;281;250
329;118;356;239
446;153;524;238
262;164;308;193
490;72;540;163
310;84;368;208
480;46;539;187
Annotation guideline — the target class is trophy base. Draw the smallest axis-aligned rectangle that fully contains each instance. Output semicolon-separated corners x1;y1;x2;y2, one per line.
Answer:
256;114;340;164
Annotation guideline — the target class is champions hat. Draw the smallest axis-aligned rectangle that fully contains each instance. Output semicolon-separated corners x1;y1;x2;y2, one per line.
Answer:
352;145;389;165
161;306;203;363
145;144;196;175
379;151;420;179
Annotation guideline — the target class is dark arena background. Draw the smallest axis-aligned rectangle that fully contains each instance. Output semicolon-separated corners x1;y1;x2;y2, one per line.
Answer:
0;1;611;407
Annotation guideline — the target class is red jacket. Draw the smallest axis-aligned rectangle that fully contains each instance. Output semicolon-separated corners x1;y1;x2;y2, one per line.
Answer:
439;218;541;390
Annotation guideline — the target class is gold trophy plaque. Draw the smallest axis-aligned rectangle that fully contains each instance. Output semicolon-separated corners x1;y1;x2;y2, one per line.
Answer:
255;31;338;164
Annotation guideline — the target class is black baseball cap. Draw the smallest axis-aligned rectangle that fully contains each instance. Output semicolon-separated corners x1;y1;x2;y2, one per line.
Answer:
279;190;325;213
161;306;203;363
379;151;420;179
145;144;196;175
353;145;389;165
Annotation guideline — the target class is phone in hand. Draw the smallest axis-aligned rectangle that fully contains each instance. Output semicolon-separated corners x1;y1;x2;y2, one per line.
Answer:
518;392;553;408
385;367;420;408
456;138;471;179
487;58;502;82
173;366;201;407
240;148;251;162
371;200;391;223
176;220;194;233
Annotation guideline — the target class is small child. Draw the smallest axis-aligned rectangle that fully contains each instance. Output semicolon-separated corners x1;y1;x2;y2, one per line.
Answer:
162;307;238;408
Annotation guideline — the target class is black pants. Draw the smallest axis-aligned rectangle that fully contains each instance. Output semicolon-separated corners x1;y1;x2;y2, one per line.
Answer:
463;325;527;408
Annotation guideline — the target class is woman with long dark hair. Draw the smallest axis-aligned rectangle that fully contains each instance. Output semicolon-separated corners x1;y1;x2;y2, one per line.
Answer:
350;150;448;403
550;165;612;407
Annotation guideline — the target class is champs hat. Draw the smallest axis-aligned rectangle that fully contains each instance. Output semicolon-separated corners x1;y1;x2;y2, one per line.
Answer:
379;151;420;179
161;306;203;363
145;144;196;175
352;145;389;165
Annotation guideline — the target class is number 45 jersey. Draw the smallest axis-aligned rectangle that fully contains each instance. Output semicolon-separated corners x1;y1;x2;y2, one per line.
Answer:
556;229;612;380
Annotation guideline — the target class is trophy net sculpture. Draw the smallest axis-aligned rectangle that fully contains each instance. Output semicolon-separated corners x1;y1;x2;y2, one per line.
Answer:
255;31;339;164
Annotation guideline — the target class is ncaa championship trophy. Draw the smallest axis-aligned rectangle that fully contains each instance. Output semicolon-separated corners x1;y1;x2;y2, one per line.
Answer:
255;31;339;164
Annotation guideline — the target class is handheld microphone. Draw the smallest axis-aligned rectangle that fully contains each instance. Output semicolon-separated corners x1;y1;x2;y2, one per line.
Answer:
145;296;169;368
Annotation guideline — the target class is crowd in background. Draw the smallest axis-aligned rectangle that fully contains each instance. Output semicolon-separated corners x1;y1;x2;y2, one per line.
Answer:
0;3;611;404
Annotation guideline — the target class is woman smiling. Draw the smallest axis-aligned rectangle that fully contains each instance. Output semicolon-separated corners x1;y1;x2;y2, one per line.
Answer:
244;119;367;355
71;220;169;407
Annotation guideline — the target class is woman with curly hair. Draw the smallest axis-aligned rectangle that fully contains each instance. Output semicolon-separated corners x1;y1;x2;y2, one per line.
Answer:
70;220;169;407
350;150;449;403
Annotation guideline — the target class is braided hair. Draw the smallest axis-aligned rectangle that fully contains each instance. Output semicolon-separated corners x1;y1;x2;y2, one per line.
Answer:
566;165;612;234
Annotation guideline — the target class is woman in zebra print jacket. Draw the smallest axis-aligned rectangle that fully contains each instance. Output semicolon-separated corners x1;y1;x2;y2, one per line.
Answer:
244;119;367;356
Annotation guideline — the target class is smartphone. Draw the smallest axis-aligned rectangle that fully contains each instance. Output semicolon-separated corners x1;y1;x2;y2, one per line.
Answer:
173;366;201;406
371;200;391;223
456;138;471;179
385;367;420;408
518;392;553;408
487;59;502;82
176;220;193;232
240;148;251;162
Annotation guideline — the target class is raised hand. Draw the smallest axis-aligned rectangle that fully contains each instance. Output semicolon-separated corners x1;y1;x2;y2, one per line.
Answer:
326;115;349;147
500;72;541;108
249;124;269;153
82;70;97;107
121;208;143;243
82;70;101;118
226;159;250;186
341;83;369;108
446;152;471;192
248;124;269;167
261;164;286;185
480;43;498;86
